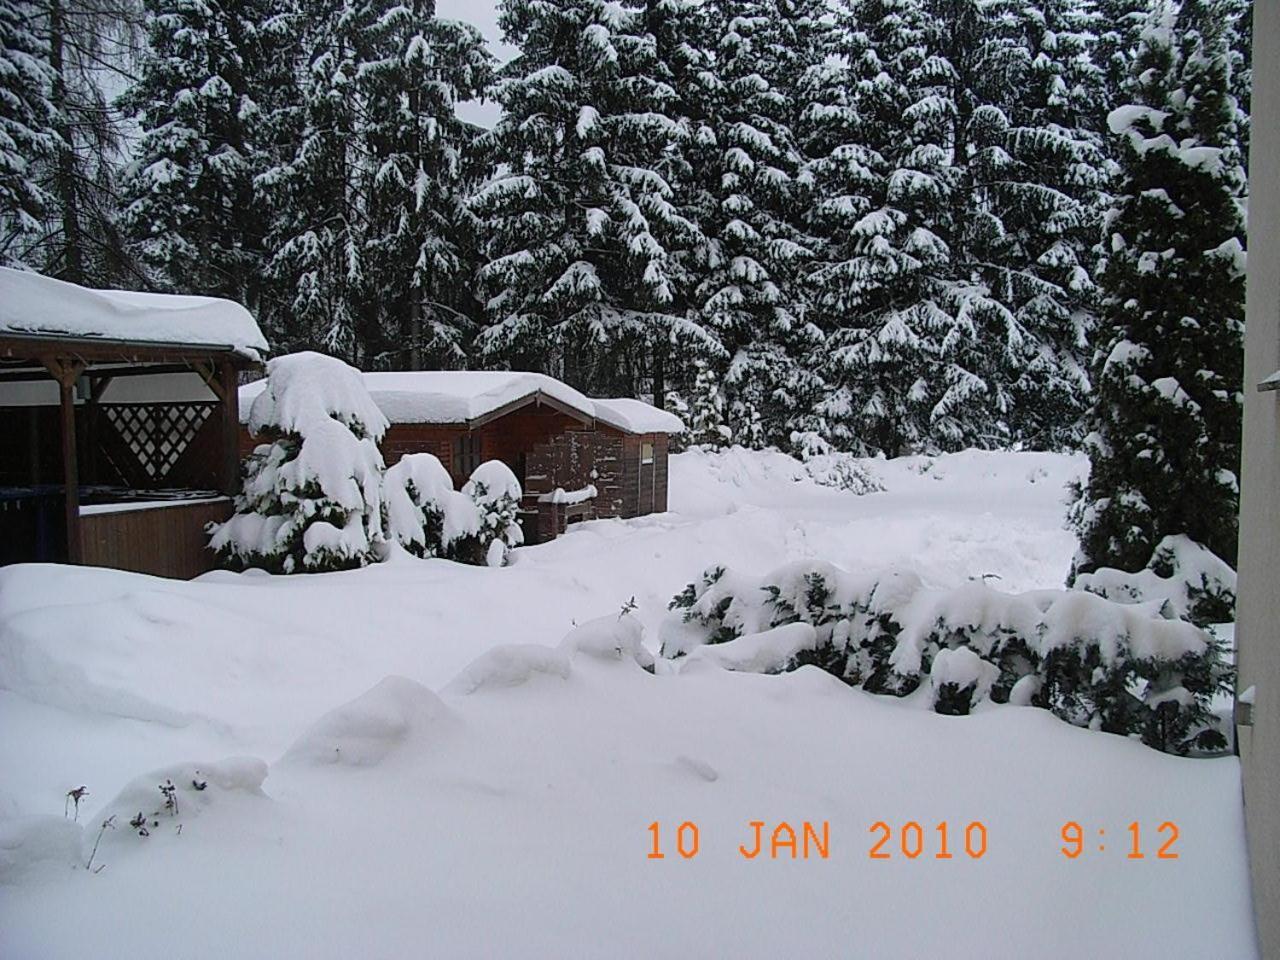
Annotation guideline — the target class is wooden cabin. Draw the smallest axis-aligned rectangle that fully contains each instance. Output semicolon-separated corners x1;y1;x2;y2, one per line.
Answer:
239;371;683;544
0;267;267;578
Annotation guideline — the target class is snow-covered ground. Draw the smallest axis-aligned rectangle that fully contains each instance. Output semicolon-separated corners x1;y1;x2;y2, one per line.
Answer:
0;449;1257;958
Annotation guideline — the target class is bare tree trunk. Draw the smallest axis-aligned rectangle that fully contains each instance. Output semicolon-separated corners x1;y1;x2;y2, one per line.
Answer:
652;339;665;409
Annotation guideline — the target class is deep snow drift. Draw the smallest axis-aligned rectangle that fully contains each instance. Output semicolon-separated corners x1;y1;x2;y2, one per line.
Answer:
0;448;1256;959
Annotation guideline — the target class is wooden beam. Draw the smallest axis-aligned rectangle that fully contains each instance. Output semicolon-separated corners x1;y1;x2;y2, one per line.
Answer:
217;359;240;495
193;360;226;401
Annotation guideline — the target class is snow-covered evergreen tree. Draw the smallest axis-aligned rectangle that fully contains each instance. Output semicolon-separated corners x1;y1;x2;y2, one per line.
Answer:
256;0;372;361
0;0;57;266
1071;0;1246;579
211;351;389;573
358;0;491;370
693;1;818;449
807;0;969;456
984;0;1108;448
120;0;286;302
688;357;731;447
472;0;713;387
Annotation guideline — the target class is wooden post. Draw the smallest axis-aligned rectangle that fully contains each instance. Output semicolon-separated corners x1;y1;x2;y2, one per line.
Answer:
42;358;85;564
218;360;239;495
59;377;81;562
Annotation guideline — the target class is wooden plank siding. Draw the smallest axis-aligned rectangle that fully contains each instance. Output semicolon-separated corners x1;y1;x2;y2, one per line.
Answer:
79;498;232;579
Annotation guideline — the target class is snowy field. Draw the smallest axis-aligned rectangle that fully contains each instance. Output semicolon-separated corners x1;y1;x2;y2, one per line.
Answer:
0;449;1257;959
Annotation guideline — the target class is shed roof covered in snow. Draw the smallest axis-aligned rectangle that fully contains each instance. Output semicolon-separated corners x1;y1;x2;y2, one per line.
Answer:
238;369;684;434
0;267;268;362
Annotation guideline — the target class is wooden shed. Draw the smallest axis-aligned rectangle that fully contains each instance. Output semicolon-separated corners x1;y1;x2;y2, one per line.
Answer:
0;267;267;578
239;371;683;544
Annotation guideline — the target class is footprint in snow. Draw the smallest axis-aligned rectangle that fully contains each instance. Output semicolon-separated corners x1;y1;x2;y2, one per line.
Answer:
675;755;719;783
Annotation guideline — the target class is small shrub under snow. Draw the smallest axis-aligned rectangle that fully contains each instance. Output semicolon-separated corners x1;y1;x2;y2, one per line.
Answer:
1073;534;1236;627
663;559;1231;755
383;453;481;559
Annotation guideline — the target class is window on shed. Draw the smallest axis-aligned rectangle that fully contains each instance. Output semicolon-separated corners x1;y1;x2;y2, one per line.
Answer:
641;442;654;465
454;433;481;476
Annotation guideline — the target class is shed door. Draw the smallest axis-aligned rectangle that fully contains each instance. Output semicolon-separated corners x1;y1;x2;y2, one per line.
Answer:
638;440;655;514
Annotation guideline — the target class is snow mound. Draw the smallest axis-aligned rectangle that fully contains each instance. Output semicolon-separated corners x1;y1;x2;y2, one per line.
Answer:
84;758;268;861
683;623;818;674
444;644;572;695
558;613;654;670
0;816;83;883
283;676;450;768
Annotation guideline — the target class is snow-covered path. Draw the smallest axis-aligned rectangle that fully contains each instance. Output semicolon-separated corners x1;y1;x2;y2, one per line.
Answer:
0;449;1258;958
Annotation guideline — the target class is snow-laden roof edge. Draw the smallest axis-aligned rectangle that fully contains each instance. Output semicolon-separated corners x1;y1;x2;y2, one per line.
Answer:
1259;369;1280;392
593;397;685;435
238;370;684;434
0;267;269;361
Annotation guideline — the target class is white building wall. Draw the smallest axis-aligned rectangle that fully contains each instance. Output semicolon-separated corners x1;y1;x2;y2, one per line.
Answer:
1238;1;1280;955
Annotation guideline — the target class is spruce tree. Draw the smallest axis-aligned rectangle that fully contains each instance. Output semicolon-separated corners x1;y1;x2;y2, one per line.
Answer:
1071;0;1246;578
807;0;974;456
257;0;372;361
693;1;817;449
986;0;1108;448
472;0;711;389
358;0;492;369
120;0;285;302
0;0;57;266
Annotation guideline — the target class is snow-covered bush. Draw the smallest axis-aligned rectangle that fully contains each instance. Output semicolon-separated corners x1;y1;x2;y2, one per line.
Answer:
663;559;1231;754
383;453;480;559
460;461;524;567
1073;534;1236;627
790;431;885;495
210;352;388;573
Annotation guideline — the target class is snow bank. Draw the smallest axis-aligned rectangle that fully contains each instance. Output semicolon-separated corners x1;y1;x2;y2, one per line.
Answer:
558;613;654;670
283;676;450;767
444;644;572;695
682;622;818;674
0;816;83;884
0;266;268;360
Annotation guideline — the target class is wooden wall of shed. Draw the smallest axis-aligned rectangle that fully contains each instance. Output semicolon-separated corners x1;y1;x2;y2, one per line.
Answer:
80;498;232;579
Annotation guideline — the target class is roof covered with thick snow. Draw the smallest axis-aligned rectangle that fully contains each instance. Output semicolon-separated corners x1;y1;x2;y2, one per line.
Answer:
0;267;268;361
593;397;685;435
238;369;683;434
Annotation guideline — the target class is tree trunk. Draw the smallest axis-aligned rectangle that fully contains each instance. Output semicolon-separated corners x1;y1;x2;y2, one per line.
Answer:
652;339;665;409
48;0;83;282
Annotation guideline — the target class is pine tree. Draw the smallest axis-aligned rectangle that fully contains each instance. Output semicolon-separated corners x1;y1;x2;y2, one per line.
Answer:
688;357;731;447
257;0;372;361
472;0;712;389
985;0;1108;448
0;0;58;266
694;1;817;449
120;0;285;303
357;0;492;369
807;0;971;456
1071;0;1246;578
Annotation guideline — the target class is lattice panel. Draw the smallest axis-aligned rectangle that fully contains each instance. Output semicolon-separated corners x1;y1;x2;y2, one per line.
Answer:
102;404;215;481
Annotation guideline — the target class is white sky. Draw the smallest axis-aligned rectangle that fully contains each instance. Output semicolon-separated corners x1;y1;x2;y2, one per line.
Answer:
437;0;515;128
